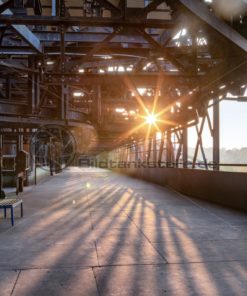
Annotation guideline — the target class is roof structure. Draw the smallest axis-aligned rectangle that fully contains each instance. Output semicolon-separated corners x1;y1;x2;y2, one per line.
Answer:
0;0;247;153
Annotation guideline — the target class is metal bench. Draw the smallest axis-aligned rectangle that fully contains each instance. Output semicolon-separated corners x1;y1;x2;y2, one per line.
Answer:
0;199;23;226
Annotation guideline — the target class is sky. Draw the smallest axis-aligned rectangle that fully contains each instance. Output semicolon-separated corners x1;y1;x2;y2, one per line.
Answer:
220;101;247;149
188;101;247;150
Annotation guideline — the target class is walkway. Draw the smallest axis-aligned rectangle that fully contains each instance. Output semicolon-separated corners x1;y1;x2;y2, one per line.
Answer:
1;167;247;295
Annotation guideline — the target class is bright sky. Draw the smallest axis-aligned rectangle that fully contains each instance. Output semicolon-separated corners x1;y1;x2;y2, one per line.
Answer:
188;101;247;149
220;101;247;149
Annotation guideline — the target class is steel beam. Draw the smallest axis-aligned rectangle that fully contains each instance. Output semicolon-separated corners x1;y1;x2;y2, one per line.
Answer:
0;45;190;57
45;46;161;57
29;57;36;114
0;60;38;73
136;28;185;71
0;47;35;54
6;78;11;100
0;102;26;114
72;58;139;69
142;0;165;15
83;29;119;61
52;0;56;16
60;85;68;120
45;73;199;87
0;115;91;127
96;0;121;15
97;85;102;125
192;115;208;170
0;0;42;53
0;15;174;28
158;133;164;165
34;31;149;44
0;133;4;198
180;0;247;52
12;24;42;53
0;0;13;13
213;98;220;171
153;134;157;164
182;127;188;168
166;130;173;164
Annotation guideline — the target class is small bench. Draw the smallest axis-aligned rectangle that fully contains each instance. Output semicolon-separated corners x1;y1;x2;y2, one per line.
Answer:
0;199;23;226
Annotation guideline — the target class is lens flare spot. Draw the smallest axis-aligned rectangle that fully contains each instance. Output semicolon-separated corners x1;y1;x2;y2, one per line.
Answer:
146;114;157;125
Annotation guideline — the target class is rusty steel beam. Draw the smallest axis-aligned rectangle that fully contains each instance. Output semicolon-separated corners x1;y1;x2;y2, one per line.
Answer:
180;0;247;52
96;0;121;15
45;73;199;87
142;0;165;15
0;0;42;53
0;15;174;28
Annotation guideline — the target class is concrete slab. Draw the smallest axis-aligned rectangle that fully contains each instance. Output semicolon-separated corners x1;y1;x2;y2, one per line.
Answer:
0;243;98;269
142;225;240;242
93;227;147;245
94;262;247;296
1;167;247;295
0;270;19;296
91;215;135;230
154;239;247;263
12;268;99;296
97;241;166;265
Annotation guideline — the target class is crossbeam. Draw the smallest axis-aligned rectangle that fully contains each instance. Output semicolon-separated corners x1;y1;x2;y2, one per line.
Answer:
0;15;174;28
44;73;199;87
180;0;247;52
96;0;121;15
142;0;165;15
34;32;149;44
0;0;13;13
0;0;42;53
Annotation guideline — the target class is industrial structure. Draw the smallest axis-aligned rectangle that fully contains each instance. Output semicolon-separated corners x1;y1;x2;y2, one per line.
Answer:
1;1;247;295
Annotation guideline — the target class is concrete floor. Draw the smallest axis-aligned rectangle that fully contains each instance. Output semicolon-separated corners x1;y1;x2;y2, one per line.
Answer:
1;168;247;296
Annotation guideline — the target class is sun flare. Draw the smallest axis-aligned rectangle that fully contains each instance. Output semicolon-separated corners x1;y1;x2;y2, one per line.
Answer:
145;114;157;125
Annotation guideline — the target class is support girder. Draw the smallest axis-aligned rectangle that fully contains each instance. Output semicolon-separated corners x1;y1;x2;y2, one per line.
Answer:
96;0;121;16
180;0;247;52
136;28;185;71
0;15;174;28
0;60;38;73
0;115;91;128
0;46;189;57
34;32;150;44
45;73;199;87
142;0;165;15
0;0;42;53
0;0;13;13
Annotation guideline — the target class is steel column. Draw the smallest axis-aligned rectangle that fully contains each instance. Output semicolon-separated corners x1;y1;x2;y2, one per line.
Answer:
166;130;173;165
28;58;40;114
158;133;165;166
213;99;220;170
153;134;157;164
97;85;102;124
61;84;68;120
182;127;188;168
0;134;5;198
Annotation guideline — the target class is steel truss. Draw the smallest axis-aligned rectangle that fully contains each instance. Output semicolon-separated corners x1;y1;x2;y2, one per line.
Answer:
108;99;220;171
0;0;247;155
